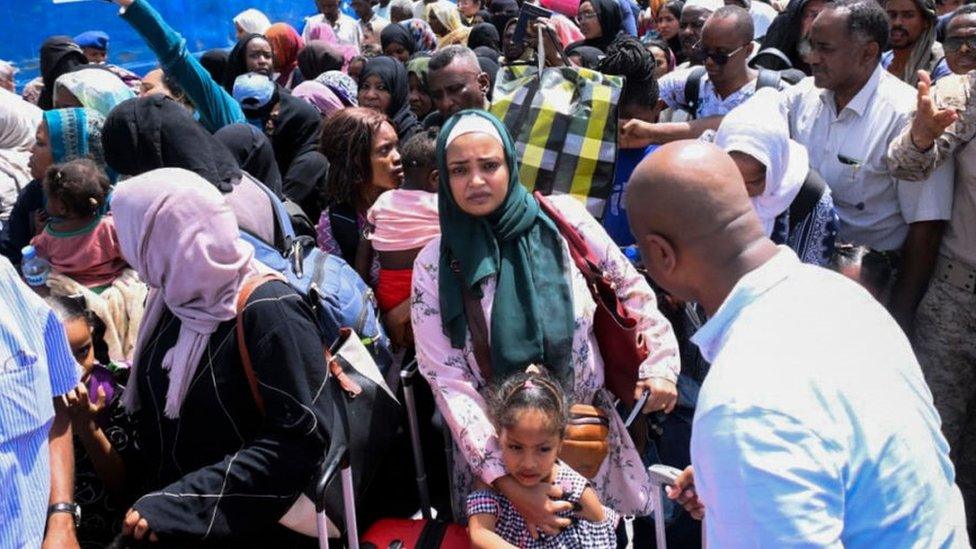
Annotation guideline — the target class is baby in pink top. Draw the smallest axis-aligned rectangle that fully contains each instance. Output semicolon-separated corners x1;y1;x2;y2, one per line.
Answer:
31;159;127;289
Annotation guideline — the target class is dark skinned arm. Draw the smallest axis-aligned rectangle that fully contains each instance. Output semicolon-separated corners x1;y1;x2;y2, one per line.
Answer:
619;116;724;148
889;220;945;334
42;399;79;549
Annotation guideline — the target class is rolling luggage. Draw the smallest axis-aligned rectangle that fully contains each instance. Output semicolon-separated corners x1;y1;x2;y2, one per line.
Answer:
360;361;470;549
646;464;707;549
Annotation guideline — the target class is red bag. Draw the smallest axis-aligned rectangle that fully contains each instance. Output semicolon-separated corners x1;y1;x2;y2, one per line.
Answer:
534;192;650;406
361;518;470;549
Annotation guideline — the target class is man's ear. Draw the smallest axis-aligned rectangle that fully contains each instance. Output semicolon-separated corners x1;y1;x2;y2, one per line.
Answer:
643;232;678;276
478;72;491;95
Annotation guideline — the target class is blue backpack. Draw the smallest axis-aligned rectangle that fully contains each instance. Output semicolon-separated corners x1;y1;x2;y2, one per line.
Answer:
239;183;394;374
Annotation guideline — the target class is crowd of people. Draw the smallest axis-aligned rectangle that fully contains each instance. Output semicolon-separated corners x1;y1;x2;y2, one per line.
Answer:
1;0;975;545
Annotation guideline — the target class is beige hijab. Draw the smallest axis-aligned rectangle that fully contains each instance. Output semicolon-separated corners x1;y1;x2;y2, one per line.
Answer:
0;88;42;216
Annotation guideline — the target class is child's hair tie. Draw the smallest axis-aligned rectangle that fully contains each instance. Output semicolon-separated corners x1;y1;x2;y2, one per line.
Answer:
523;379;535;390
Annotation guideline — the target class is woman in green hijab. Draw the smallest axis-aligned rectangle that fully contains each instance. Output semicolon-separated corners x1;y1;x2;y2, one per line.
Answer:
410;109;681;523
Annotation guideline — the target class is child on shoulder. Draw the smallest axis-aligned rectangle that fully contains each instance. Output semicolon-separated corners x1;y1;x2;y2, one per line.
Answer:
31;159;127;290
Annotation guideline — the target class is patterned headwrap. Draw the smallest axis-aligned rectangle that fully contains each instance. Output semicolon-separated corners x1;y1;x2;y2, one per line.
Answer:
315;70;359;106
42;107;106;169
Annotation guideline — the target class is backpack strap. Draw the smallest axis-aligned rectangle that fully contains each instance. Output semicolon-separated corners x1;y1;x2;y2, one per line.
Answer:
788;169;827;233
328;202;360;265
681;66;708;119
236;273;287;416
450;259;493;384
756;68;783;91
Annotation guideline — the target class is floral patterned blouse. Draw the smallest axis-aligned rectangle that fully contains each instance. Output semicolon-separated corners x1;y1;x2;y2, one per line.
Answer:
410;195;681;518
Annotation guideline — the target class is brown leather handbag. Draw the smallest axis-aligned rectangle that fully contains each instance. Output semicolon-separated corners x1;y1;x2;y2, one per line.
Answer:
455;264;610;479
561;405;611;478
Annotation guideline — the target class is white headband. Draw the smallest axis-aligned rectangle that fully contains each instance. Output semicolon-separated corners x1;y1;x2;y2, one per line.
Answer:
445;114;504;148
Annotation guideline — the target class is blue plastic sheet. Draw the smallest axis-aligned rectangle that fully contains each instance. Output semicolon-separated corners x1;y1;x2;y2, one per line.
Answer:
0;0;354;89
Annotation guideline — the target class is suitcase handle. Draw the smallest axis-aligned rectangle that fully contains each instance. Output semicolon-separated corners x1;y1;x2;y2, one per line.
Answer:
401;360;434;521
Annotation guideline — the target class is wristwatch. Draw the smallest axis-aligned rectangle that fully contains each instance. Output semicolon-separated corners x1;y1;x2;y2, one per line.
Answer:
47;502;81;528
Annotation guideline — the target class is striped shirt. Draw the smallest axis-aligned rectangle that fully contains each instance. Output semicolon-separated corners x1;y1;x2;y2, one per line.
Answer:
0;257;79;549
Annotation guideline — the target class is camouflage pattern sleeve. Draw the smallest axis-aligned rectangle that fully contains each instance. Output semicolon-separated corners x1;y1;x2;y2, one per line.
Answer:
888;72;976;181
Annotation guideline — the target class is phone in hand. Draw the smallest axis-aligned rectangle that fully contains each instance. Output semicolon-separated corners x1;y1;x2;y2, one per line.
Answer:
512;3;554;48
647;464;684;487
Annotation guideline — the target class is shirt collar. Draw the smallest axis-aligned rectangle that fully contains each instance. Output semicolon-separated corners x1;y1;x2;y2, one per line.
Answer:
818;63;883;118
691;247;799;363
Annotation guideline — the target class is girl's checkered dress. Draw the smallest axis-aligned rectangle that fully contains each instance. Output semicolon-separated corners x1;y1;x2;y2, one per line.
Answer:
466;463;619;548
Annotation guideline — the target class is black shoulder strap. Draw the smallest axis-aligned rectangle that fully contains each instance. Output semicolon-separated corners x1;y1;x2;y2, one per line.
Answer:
682;66;708;118
756;68;783;90
328;202;360;265
788;168;827;233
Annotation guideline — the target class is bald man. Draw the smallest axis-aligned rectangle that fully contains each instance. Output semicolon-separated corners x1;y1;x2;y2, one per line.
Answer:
626;141;969;546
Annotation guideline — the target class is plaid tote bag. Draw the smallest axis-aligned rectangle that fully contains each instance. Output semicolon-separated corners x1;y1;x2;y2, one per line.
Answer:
490;36;622;218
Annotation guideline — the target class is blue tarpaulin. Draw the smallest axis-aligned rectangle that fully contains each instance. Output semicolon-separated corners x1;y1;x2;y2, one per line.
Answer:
0;0;353;89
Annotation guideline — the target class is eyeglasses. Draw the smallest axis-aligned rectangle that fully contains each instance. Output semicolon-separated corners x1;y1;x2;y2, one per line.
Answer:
944;36;976;52
578;11;599;21
692;41;750;65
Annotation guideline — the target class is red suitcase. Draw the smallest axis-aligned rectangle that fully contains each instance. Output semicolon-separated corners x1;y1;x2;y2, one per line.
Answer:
361;518;469;549
361;361;470;549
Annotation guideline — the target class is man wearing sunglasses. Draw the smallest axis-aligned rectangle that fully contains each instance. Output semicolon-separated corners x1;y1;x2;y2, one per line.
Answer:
620;5;771;146
887;5;976;539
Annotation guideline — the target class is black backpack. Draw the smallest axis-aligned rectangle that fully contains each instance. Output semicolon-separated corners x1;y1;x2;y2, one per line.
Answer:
680;66;785;119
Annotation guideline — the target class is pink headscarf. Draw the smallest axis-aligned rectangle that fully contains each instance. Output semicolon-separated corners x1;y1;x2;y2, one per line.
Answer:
306;22;361;72
292;81;345;117
113;168;272;418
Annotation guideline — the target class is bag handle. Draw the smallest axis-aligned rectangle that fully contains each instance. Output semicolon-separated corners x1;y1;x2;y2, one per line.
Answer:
236;273;287;416
237;276;364;417
450;259;493;384
535;23;572;74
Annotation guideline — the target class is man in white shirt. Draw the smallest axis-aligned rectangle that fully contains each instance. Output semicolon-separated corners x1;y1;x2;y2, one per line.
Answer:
625;140;970;548
302;0;364;46
352;0;389;47
780;0;953;329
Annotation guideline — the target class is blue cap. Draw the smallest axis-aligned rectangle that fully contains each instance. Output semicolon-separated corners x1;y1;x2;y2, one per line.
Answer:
73;31;109;51
233;72;275;110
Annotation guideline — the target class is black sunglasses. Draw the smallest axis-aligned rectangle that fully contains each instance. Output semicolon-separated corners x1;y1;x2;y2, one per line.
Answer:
944;36;976;52
692;41;749;65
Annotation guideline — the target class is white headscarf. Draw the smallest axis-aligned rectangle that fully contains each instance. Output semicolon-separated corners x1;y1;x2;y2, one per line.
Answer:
714;88;808;236
234;8;273;36
0;88;42;217
54;68;136;117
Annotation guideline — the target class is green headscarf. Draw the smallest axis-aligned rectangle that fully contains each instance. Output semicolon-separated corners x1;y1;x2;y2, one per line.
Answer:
436;110;575;389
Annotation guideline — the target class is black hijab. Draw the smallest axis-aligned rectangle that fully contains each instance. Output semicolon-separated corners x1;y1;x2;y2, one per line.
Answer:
468;23;501;52
223;34;270;92
380;23;416;56
39;36;88;110
474;45;501;60
297;41;345;80
267;90;322;175
566;44;605;69
577;0;624;52
758;0;813;73
101;96;242;192
201;49;230;84
359;56;422;140
489;0;519;37
214;123;284;195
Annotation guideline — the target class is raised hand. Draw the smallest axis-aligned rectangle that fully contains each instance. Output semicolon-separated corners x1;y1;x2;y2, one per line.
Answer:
910;70;958;151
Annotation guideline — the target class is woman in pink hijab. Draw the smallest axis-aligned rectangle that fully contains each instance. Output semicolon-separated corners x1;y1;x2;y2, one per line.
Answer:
110;167;332;544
